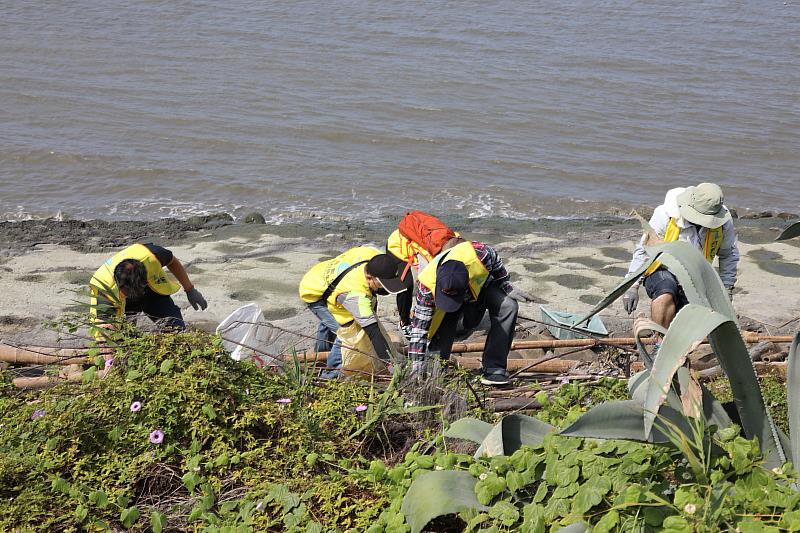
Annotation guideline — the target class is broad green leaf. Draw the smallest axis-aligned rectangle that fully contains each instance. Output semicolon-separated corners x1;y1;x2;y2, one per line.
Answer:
444;417;493;444
661;515;692;533
401;471;487;533
75;504;88;522
571;475;611;514
776;221;800;241
560;400;688;443
120;506;140;528
787;332;800;471
150;511;167;533
202;403;217;420
474;414;555;458
89;490;108;508
594;510;620;533
82;366;97;383
160;358;175;373
489;500;519;527
475;473;506;505
641;304;728;436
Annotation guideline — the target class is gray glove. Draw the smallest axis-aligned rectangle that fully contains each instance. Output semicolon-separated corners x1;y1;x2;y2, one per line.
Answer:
622;287;639;315
507;287;535;303
726;286;734;301
186;288;208;311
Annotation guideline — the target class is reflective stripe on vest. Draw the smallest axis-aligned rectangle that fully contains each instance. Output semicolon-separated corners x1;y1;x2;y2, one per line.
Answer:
89;243;181;318
644;218;723;276
298;246;380;326
418;241;490;338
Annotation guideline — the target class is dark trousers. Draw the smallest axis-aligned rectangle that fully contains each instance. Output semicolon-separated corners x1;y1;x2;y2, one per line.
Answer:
125;293;185;330
386;253;417;326
429;282;518;373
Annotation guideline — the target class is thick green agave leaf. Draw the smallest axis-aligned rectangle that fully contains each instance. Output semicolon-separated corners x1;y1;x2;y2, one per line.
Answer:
559;400;690;443
443;417;494;445
474;414;555;458
575;259;654;326
788;332;800;469
776;221;800;241
653;241;735;322
641;304;728;436
400;470;487;533
708;321;785;468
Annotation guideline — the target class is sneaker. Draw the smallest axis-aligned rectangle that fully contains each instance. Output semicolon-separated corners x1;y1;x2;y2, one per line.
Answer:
480;369;510;386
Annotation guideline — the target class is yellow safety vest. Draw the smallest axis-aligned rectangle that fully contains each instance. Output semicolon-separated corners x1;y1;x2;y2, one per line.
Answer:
89;243;181;318
418;241;489;338
299;246;380;326
644;218;724;276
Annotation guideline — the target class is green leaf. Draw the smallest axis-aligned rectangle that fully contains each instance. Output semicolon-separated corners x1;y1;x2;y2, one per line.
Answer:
505;471;525;493
116;494;131;508
571;475;611;514
51;477;70;494
488;500;519;527
150;511;167;533
89;490;108;508
82;366;97;383
400;471;487;533
160;358;175;373
787;332;800;471
554;523;589;532
108;426;123;442
661;515;692;533
594;510;620;533
125;369;142;381
560;400;689;443
74;504;88;522
202;403;217;420
120;506;140;529
182;471;201;493
444;417;493;444
475;472;507;505
474;414;554;458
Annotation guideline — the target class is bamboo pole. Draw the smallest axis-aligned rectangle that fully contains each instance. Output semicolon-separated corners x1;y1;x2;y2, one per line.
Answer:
13;371;84;390
453;357;578;373
0;343;92;365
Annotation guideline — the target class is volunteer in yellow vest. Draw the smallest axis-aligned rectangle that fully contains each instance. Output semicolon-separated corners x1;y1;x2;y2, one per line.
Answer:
90;243;207;330
299;247;406;378
407;238;535;386
623;183;739;329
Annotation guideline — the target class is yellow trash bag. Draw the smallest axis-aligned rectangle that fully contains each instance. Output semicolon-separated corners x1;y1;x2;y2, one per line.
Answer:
336;321;390;378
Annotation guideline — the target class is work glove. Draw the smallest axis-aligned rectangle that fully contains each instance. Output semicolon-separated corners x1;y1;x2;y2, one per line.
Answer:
622;287;639;315
726;286;734;301
186;288;208;311
507;287;536;303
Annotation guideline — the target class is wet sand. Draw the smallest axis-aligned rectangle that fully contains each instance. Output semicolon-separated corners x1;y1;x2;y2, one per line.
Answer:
0;214;798;349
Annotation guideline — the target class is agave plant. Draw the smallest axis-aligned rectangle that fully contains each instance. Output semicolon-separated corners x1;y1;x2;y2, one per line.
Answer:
401;240;800;532
776;221;800;242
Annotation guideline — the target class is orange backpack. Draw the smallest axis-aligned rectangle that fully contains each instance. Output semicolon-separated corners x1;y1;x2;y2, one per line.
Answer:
397;210;456;257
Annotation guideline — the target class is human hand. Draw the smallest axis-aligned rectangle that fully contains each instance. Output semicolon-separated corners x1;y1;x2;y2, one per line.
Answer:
186;288;208;310
622;287;639;315
726;286;734;301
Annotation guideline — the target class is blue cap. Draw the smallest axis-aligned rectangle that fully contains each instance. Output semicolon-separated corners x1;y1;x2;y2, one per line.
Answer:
435;260;469;313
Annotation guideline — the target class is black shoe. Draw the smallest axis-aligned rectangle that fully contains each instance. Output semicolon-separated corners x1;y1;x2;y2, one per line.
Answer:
480;369;510;386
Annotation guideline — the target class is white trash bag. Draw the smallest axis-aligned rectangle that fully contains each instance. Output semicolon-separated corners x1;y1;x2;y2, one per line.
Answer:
216;303;276;367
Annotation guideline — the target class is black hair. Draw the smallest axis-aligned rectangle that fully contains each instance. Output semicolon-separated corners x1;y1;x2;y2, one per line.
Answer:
114;259;148;299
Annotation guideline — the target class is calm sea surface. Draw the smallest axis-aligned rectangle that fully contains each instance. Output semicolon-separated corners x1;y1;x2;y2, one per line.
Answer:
1;1;798;222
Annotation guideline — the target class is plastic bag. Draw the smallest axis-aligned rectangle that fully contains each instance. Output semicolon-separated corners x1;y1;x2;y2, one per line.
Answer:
336;321;390;378
216;303;276;367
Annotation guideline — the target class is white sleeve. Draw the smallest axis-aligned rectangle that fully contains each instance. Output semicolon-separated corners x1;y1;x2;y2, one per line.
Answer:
716;219;739;288
627;206;669;278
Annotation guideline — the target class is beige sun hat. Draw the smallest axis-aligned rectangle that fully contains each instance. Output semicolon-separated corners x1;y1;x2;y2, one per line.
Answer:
676;183;731;229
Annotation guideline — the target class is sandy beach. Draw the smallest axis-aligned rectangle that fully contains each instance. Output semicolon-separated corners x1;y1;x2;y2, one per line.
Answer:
1;212;798;352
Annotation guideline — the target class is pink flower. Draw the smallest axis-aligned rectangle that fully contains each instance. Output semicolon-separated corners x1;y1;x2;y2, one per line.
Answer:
130;401;142;413
105;358;114;368
276;398;291;405
31;409;45;421
149;430;164;444
355;405;368;413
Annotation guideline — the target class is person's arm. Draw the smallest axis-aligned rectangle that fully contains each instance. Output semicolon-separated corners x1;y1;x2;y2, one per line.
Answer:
166;258;194;291
474;242;513;294
627;206;668;280
408;283;435;361
716;219;740;289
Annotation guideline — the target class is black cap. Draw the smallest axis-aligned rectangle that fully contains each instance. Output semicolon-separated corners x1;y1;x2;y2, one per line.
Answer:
435;260;468;313
366;254;407;294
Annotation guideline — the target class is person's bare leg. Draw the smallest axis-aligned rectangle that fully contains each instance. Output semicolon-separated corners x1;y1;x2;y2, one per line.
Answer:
650;293;677;330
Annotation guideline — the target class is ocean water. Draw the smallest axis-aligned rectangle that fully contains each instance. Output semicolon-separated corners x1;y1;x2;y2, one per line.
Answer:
1;1;798;222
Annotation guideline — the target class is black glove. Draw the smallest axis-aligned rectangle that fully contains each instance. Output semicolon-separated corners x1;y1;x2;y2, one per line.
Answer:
507;287;535;303
726;286;734;302
186;288;208;311
622;287;639;315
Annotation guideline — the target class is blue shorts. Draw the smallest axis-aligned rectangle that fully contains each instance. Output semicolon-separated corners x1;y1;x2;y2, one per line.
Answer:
643;268;688;309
